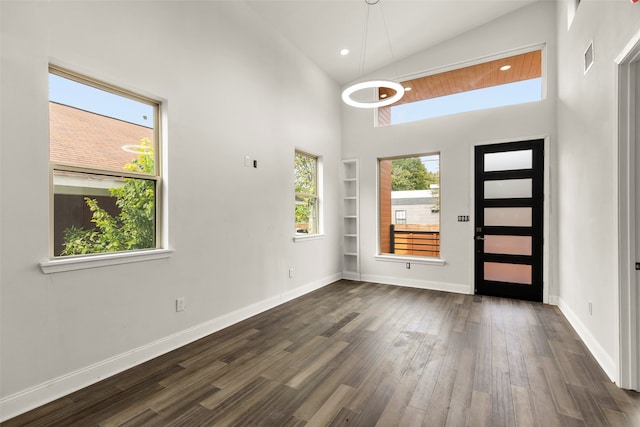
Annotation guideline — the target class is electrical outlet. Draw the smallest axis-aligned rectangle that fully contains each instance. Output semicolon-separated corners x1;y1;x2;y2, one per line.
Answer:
176;297;185;312
288;268;294;278
406;262;411;269
244;155;251;167
588;301;592;315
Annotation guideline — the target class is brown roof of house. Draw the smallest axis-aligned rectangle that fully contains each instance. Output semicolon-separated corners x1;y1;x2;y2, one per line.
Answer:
49;102;153;172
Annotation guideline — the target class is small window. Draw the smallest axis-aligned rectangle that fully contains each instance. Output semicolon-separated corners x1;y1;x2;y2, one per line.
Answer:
295;150;320;235
49;66;160;257
378;49;543;126
379;154;440;257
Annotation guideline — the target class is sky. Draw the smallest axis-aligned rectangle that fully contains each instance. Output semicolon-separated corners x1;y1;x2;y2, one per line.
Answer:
421;155;439;173
391;78;542;125
49;73;154;128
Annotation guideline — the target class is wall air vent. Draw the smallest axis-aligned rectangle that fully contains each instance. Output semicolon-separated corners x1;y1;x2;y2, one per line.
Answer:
584;41;594;74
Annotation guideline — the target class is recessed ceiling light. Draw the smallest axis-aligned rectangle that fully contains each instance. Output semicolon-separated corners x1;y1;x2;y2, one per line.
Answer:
380;93;388;99
500;65;512;71
340;48;349;56
404;87;412;91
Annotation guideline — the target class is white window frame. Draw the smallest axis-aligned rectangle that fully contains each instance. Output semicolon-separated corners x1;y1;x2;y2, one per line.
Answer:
294;149;324;242
41;66;168;273
377;45;546;127
376;153;443;265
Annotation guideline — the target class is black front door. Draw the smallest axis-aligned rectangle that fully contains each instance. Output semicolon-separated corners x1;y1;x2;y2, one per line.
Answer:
474;140;544;302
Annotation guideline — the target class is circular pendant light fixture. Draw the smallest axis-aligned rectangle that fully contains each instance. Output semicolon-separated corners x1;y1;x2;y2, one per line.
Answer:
342;0;404;109
342;80;404;108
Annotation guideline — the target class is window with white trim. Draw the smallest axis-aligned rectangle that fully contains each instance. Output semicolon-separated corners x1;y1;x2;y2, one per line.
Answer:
295;150;320;235
379;154;440;257
49;66;161;257
378;49;543;126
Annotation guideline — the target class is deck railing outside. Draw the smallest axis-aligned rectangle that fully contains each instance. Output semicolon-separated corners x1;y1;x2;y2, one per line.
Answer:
390;224;440;257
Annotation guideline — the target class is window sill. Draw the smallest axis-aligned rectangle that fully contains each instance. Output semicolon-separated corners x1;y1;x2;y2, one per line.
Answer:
40;248;174;274
374;254;446;266
293;234;326;243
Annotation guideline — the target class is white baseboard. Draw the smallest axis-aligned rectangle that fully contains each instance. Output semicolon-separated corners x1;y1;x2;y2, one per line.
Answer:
0;273;340;422
360;273;472;295
557;297;618;384
342;271;361;281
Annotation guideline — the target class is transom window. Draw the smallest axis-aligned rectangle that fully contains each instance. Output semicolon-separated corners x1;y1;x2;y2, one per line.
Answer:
378;49;543;126
49;66;161;257
294;150;320;235
379;154;440;257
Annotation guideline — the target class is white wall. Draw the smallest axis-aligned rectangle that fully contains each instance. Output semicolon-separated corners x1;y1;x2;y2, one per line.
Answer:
556;0;640;383
0;1;342;419
342;2;558;295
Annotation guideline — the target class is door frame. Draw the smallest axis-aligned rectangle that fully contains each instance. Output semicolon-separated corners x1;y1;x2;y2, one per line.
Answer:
471;136;552;304
616;30;640;391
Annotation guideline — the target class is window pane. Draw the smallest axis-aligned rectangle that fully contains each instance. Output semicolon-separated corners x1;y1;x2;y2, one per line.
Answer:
484;235;532;256
484;150;532;172
378;49;543;126
379;154;440;257
49;73;156;175
295;195;318;234
295;151;319;235
484;207;532;227
387;79;542;125
484;179;532;199
295;152;317;195
53;170;156;256
484;262;532;285
49;67;159;258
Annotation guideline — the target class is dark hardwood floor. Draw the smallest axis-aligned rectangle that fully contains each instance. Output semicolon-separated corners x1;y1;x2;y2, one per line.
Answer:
3;280;640;426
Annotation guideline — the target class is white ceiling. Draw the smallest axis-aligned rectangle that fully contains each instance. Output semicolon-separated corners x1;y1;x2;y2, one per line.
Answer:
245;0;540;85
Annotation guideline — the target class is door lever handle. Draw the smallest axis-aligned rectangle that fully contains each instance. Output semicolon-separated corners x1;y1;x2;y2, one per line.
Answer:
475;236;485;241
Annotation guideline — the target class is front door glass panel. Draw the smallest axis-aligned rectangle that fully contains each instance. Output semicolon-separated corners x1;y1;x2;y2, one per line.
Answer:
484;235;532;256
484;178;532;199
484;149;532;172
484;262;532;285
484;207;532;227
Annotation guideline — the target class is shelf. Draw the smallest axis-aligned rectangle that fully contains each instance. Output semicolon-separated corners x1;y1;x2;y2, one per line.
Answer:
342;159;360;281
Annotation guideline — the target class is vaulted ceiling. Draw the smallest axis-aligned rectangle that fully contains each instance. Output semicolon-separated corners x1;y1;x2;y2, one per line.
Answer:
245;0;541;85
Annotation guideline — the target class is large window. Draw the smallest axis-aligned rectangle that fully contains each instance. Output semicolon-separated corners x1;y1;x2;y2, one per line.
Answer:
379;154;440;257
378;49;543;126
295;150;320;235
49;66;160;257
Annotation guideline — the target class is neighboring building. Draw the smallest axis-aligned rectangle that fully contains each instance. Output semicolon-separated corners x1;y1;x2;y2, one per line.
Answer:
49;101;152;170
391;190;439;226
